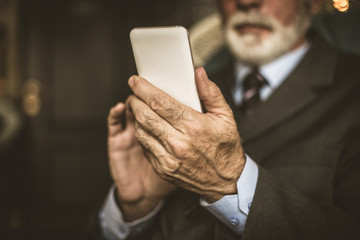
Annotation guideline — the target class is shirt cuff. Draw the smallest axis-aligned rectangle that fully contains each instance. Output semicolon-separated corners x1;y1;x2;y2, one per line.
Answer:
98;185;164;240
200;155;259;235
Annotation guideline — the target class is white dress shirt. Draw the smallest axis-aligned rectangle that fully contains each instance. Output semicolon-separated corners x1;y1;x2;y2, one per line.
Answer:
99;41;311;239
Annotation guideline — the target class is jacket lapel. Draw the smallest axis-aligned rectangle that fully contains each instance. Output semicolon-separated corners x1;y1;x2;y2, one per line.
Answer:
239;36;337;143
207;35;337;144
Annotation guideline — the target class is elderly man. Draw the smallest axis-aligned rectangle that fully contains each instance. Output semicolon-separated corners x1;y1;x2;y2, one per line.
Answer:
94;0;360;239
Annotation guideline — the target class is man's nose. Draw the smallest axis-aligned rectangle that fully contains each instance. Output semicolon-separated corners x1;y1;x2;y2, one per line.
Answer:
234;0;262;11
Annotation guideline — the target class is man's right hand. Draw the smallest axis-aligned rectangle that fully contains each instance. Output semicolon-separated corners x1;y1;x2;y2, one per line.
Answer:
107;103;176;222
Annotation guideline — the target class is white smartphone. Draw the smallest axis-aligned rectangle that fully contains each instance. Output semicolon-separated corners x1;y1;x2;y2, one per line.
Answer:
130;26;202;112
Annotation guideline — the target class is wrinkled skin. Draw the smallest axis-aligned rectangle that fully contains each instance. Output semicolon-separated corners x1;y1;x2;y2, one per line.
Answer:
129;68;245;198
108;68;246;221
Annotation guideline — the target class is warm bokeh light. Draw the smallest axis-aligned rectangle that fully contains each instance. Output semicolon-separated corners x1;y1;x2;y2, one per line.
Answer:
333;0;350;12
22;80;42;117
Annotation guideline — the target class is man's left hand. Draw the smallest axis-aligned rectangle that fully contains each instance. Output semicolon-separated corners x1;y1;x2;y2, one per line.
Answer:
126;67;246;202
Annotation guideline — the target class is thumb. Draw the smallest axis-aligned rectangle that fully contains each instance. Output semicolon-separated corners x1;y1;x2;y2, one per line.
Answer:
195;67;232;116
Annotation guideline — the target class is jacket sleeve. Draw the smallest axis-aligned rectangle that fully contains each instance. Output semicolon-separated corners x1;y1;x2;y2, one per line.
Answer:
215;127;360;240
242;135;360;240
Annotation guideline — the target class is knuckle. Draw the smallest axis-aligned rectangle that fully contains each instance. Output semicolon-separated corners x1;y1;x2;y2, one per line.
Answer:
140;141;151;152
162;158;180;173
149;94;190;122
175;110;186;121
168;104;188;121
149;94;168;111
135;109;149;124
134;128;146;143
153;160;165;174
209;85;222;99
184;120;204;135
170;139;191;158
153;125;167;138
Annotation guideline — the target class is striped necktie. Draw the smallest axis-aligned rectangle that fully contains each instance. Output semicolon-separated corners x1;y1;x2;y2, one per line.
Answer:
239;70;268;117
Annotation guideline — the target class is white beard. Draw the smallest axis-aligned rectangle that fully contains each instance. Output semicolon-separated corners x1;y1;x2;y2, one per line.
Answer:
224;7;312;65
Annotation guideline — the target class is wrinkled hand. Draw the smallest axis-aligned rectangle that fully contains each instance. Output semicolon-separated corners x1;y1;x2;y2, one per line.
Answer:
127;67;246;202
108;103;176;221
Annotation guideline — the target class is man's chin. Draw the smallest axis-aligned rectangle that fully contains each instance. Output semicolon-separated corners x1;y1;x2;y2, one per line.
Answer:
230;30;265;49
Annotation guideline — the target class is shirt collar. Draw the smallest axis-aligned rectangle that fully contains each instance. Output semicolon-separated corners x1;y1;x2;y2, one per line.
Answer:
235;41;311;90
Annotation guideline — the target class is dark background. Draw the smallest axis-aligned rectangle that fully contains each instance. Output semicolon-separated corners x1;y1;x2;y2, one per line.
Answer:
0;0;359;239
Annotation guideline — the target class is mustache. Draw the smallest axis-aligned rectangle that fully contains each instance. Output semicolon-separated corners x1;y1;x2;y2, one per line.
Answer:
227;11;277;31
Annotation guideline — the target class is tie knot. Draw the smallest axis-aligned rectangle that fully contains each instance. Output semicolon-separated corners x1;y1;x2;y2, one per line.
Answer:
243;71;267;91
239;70;268;117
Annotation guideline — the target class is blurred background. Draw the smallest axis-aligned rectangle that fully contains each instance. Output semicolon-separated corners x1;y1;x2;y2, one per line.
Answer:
0;0;359;239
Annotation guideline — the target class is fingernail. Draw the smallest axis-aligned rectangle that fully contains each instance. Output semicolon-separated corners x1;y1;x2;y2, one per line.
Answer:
128;77;135;88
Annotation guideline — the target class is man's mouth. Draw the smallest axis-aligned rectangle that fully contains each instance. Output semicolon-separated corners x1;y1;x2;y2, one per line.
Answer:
234;23;272;34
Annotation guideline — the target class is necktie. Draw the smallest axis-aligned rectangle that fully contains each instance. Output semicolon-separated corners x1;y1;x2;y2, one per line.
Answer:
239;70;267;117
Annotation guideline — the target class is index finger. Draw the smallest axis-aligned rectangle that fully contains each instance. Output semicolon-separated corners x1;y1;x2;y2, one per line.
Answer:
128;76;196;127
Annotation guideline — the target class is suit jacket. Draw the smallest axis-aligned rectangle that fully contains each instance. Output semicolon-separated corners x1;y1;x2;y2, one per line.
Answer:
92;34;360;240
